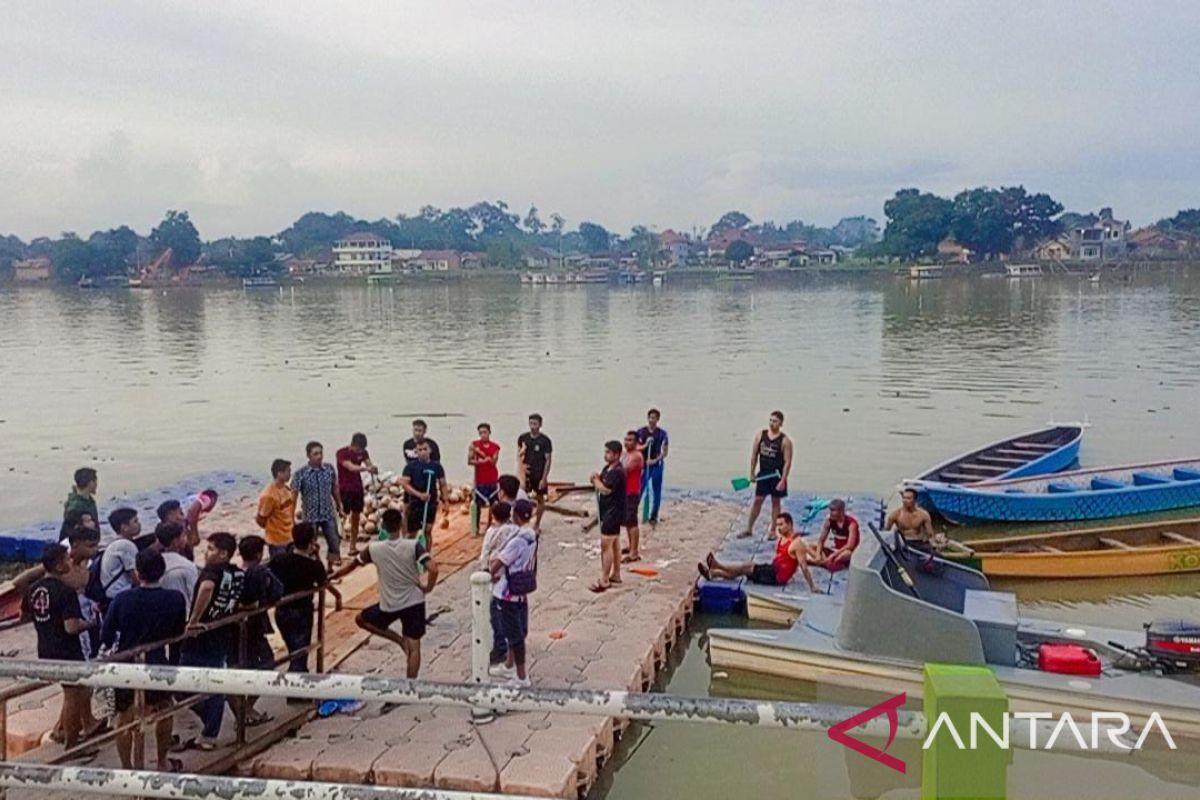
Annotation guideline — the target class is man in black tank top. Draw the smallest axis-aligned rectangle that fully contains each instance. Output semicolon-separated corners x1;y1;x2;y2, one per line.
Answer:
738;410;794;538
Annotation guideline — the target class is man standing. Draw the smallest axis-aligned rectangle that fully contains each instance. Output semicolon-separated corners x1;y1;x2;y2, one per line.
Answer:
403;419;441;464
589;441;625;593
181;532;246;750
59;468;98;541
333;508;438;679
518;413;553;530
488;499;537;687
468;422;501;533
101;508;142;601
636;408;669;526
257;459;296;558
156;522;199;616
268;523;327;675
292;442;343;569
620;431;645;564
400;441;447;551
739;411;794;539
23;544;97;748
336;433;377;556
102;550;187;772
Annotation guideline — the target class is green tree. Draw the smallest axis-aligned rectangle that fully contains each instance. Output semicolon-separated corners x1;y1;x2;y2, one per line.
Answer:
880;189;955;259
150;210;201;267
1005;187;1062;245
710;210;751;236
50;233;95;283
87;226;139;276
725;239;754;264
278;211;360;255
950;187;1013;257
578;221;612;253
523;205;545;235
1156;209;1200;234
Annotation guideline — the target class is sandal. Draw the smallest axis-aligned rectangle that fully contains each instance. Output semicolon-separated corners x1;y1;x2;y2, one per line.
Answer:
160;758;185;773
246;710;274;727
588;582;609;593
736;529;753;539
620;554;641;564
697;562;712;580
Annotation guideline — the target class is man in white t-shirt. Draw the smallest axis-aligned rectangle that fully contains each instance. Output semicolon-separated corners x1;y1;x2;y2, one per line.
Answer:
100;508;142;601
332;508;438;678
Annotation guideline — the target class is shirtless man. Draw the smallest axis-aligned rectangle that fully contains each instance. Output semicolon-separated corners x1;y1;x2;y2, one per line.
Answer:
886;487;936;542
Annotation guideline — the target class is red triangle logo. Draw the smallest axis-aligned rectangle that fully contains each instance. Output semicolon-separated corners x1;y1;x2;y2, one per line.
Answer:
827;692;907;774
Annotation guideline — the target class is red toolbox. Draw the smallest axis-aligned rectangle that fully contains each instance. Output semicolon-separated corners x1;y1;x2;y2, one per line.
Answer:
1038;643;1102;676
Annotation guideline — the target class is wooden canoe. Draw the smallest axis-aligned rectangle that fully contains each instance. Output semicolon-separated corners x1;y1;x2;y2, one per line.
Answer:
949;517;1200;578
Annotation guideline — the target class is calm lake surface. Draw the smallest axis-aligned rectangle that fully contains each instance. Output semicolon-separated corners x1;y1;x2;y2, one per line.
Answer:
3;273;1200;797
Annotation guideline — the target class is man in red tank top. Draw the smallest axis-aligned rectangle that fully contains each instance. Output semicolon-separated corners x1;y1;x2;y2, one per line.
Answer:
698;513;817;593
810;498;860;571
620;432;645;563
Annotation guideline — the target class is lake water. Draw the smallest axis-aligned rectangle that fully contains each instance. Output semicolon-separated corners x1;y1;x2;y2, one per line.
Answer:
3;273;1200;797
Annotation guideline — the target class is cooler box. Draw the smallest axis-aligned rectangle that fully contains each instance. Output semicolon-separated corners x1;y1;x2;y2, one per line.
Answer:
1038;643;1102;676
962;589;1019;666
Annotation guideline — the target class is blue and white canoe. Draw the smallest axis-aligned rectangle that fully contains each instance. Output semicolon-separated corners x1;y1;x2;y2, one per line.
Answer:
914;458;1200;525
913;424;1083;485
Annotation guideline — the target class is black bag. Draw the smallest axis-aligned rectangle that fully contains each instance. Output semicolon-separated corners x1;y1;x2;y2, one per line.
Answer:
505;535;539;596
84;551;123;609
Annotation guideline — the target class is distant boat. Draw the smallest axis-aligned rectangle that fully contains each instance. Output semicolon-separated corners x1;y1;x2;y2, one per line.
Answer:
618;270;645;285
946;516;1200;579
242;276;279;288
914;458;1200;525
716;269;754;281
77;276;96;289
652;271;666;286
910;424;1083;485
907;265;944;280
579;270;609;284
1005;263;1043;278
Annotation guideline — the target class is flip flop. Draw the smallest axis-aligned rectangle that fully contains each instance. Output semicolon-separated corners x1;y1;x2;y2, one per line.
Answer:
620;554;641;564
697;562;712;580
246;710;274;727
705;553;716;568
161;758;184;773
736;529;753;539
629;566;659;577
588;582;609;593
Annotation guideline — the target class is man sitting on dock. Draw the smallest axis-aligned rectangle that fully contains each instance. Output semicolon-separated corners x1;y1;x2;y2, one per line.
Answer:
698;513;818;593
809;499;860;570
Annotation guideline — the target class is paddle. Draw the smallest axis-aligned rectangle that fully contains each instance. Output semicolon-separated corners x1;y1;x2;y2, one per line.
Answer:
867;522;921;600
730;470;780;492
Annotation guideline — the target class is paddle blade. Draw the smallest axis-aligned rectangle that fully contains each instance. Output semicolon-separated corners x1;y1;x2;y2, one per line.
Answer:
730;476;751;491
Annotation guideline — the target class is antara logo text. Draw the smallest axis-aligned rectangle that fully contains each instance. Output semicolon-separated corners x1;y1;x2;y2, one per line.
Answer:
828;693;1177;774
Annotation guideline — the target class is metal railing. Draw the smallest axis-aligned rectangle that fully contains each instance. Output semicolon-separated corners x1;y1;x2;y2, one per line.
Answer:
0;580;342;769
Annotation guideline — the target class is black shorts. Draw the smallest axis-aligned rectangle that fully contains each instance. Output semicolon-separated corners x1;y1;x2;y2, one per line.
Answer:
360;602;426;640
755;475;787;498
341;491;365;514
115;688;173;714
600;514;621;537
406;502;437;532
524;473;548;497
750;563;782;585
498;599;528;645
624;495;640;527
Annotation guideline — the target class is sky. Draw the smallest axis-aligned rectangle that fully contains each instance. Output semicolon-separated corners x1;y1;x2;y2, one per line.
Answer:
2;0;1198;240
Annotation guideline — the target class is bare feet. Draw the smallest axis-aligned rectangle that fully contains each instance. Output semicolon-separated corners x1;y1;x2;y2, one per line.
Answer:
697;562;712;580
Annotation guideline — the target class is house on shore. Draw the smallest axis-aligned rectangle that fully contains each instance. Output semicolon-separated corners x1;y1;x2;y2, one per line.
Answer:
412;250;461;272
1128;227;1200;259
13;257;51;282
1068;208;1129;261
523;247;563;270
1034;238;1071;261
659;230;693;267
333;232;393;274
936;237;973;264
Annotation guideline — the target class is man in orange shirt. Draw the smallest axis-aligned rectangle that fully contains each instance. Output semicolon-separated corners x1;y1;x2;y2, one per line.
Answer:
257;459;296;558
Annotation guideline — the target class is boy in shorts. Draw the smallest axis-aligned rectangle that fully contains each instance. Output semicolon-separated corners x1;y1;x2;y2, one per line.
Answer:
333;508;439;678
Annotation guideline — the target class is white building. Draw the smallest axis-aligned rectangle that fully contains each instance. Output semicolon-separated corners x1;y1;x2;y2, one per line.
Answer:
333;232;393;274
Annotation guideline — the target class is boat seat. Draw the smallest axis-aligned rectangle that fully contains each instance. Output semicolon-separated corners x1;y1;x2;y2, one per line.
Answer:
1173;467;1200;482
1003;488;1025;494
1091;477;1125;491
1047;482;1077;494
1133;471;1173;486
977;455;1028;465
1011;442;1058;451
995;449;1036;458
958;463;1009;473
1162;532;1200;545
1038;545;1064;553
940;471;988;483
1098;537;1134;551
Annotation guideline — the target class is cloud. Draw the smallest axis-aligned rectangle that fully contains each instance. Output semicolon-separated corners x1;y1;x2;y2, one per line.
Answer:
0;1;1197;238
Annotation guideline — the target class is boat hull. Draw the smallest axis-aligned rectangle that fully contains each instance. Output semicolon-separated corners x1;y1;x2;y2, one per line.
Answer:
966;546;1200;578
913;424;1083;486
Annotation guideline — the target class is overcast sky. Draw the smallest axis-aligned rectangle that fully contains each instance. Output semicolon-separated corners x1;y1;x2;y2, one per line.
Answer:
2;1;1197;240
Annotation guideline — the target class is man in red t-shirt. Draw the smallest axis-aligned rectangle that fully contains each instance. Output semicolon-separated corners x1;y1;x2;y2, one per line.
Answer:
620;431;645;563
336;433;377;555
468;423;502;532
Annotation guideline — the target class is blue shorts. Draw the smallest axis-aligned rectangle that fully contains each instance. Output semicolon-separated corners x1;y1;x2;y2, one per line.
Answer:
474;484;499;508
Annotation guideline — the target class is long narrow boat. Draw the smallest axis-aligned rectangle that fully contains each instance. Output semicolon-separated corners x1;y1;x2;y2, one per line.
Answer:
948;517;1200;578
913;424;1083;485
914;457;1200;525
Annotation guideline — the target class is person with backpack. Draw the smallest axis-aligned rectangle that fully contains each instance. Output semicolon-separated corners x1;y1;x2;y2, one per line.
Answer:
99;508;142;602
488;499;537;687
332;508;438;679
